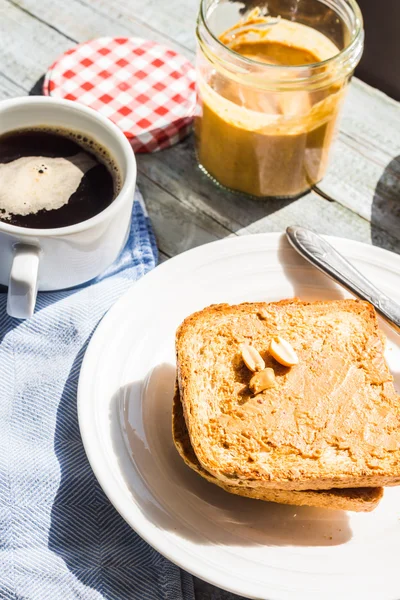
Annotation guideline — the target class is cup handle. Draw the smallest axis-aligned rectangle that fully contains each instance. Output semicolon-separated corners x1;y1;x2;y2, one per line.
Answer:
7;244;40;319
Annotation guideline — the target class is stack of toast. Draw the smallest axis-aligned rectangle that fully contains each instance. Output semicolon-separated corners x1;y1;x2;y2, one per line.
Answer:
173;299;400;512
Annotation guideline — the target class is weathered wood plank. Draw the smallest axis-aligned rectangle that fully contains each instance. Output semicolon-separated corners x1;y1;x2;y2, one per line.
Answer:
7;0;192;61
138;136;256;235
0;0;192;94
260;189;400;252
137;135;400;252
0;72;25;99
318;138;400;244
340;78;400;158
0;0;73;91
316;78;400;242
75;0;198;55
137;172;234;258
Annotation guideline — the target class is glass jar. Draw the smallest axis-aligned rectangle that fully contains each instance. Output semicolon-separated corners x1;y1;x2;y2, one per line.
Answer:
195;0;364;199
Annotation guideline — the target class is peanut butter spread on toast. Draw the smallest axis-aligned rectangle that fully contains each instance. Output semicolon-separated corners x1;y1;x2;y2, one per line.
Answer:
176;300;400;490
172;383;384;512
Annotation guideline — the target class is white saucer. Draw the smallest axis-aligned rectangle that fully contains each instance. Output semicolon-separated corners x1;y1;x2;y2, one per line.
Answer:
78;233;400;600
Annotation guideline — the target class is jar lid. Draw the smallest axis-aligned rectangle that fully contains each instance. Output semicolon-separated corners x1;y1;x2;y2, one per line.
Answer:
43;37;196;153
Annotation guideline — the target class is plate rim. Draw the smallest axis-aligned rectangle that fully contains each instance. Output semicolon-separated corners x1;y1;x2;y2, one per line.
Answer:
77;233;400;600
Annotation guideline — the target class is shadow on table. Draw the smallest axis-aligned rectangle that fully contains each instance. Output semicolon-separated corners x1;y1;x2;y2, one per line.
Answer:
29;74;46;96
371;155;400;253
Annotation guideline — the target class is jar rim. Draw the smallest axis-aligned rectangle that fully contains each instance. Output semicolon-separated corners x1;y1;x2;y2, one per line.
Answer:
198;0;364;71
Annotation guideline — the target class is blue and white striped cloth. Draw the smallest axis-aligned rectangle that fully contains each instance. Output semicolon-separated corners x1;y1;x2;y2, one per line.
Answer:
0;190;195;600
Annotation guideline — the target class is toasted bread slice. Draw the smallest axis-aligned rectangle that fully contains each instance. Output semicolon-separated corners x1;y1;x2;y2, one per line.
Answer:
176;299;400;491
172;384;383;512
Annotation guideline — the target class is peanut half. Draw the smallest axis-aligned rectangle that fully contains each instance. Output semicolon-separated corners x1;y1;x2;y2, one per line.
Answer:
250;368;276;394
240;343;265;372
269;336;298;367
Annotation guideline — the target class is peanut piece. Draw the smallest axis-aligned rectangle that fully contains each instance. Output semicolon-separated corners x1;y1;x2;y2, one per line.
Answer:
240;343;265;372
269;336;298;367
250;368;276;394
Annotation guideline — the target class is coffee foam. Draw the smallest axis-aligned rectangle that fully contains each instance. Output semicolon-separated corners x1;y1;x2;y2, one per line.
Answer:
0;153;97;219
0;126;122;221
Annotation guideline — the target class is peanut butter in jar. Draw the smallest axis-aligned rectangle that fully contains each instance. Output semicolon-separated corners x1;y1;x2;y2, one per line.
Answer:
195;1;364;199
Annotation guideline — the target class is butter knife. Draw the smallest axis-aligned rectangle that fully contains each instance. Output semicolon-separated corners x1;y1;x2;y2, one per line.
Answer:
286;226;400;334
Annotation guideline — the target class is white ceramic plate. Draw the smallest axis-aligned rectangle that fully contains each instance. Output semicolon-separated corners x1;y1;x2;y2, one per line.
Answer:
78;234;400;600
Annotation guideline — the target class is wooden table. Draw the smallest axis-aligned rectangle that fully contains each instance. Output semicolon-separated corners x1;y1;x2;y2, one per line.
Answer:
1;1;399;598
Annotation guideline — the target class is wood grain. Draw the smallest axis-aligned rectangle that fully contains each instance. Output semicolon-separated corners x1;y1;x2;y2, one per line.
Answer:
340;79;400;157
75;0;198;54
138;172;234;258
0;72;25;99
7;0;192;59
0;0;73;90
319;79;400;245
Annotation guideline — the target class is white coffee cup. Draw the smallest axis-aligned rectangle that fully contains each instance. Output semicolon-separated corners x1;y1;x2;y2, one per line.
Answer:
0;96;137;319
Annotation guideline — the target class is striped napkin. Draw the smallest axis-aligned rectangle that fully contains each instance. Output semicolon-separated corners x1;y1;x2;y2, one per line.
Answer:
0;190;195;600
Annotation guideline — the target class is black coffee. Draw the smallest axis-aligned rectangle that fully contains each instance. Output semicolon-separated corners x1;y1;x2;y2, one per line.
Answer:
0;127;121;229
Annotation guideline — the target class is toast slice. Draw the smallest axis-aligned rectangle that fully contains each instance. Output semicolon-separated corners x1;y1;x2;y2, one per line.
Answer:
172;384;384;512
176;299;400;491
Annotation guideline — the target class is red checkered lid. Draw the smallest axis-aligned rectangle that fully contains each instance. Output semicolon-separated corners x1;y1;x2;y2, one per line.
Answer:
43;37;196;153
